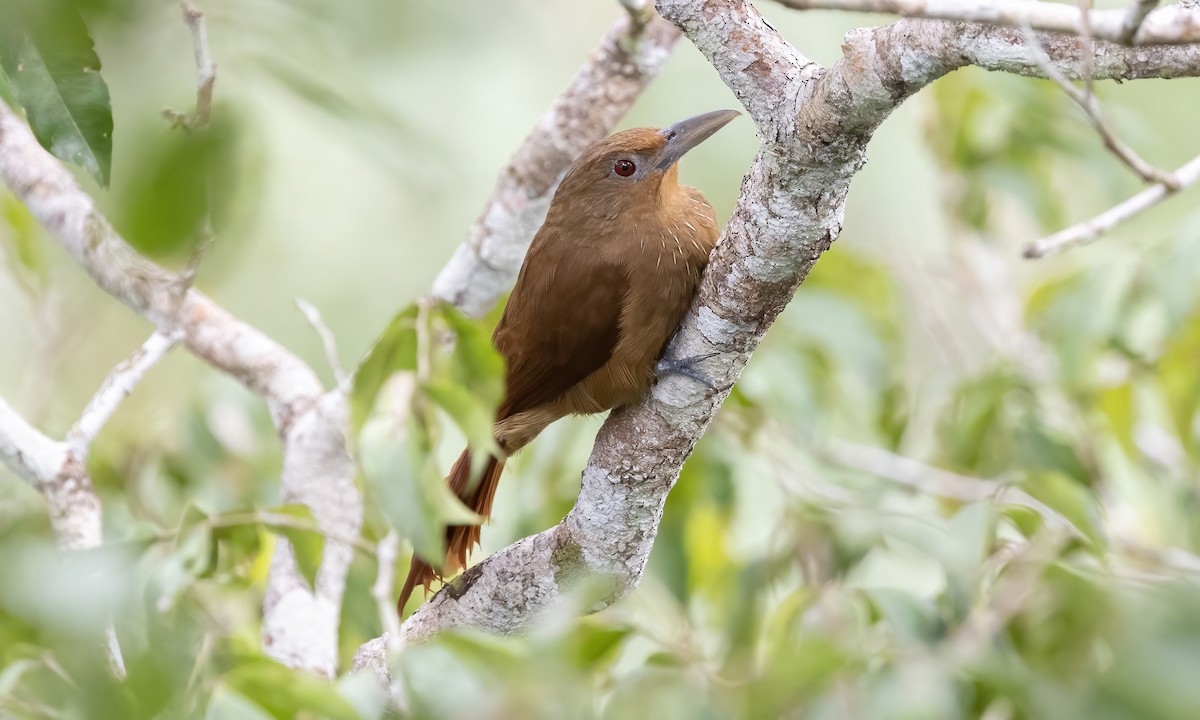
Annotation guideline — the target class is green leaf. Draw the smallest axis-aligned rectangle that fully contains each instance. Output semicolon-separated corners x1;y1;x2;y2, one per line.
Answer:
335;672;389;720
150;506;216;609
0;62;17;112
864;589;941;644
1158;309;1200;454
565;622;632;668
262;505;325;588
0;191;48;293
0;658;38;696
1014;424;1091;487
205;687;276;720
117;117;239;259
435;304;505;408
427;305;505;462
0;1;113;185
1024;472;1105;548
350;304;418;433
1096;382;1135;454
359;420;479;566
422;380;499;459
1001;505;1044;539
222;659;361;720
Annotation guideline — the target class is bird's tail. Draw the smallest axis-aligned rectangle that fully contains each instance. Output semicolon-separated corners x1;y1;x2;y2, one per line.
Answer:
397;448;506;615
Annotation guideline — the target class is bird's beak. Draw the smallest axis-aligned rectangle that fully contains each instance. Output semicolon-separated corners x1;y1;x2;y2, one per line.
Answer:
653;109;741;171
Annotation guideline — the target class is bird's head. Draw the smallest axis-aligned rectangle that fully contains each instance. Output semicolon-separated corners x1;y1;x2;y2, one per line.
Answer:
550;109;740;219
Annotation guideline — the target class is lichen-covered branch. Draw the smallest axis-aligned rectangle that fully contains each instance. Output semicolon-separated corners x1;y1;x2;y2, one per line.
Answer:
431;12;681;317
352;0;1200;658
776;0;1200;45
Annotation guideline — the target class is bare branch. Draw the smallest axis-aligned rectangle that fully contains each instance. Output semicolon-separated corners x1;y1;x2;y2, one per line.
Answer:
365;532;409;711
1025;153;1200;257
65;331;179;459
295;298;346;387
431;12;681;316
1020;25;1178;188
811;435;1079;535
180;1;216;128
372;532;403;652
775;0;1200;45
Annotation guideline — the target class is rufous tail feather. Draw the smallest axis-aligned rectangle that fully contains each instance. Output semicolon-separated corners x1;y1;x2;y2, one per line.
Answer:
397;449;505;615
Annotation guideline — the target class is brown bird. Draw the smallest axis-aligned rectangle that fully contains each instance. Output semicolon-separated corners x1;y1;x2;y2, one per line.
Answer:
399;109;740;613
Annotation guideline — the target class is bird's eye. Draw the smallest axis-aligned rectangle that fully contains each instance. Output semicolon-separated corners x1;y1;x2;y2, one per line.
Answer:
613;159;636;177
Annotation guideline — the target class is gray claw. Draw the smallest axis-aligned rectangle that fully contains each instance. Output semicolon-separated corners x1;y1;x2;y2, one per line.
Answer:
655;352;719;392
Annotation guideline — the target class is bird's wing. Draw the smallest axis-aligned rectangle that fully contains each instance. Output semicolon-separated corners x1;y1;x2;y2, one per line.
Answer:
493;242;628;416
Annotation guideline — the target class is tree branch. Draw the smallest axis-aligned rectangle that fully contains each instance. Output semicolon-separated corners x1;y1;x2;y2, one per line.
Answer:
1019;25;1178;188
775;0;1200;45
1025;152;1200;257
295;298;347;388
431;12;681;316
165;0;217;130
65;331;179;459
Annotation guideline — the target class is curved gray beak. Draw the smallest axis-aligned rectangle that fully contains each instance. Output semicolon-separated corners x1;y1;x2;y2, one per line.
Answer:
653;109;741;171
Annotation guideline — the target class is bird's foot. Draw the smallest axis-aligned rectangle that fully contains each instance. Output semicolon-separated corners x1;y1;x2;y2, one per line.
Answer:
655;352;719;393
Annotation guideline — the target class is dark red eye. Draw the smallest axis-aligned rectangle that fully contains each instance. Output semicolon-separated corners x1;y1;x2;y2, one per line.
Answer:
613;159;636;177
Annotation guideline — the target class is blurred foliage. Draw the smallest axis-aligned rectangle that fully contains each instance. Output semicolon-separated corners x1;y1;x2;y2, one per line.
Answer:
355;302;501;573
114;112;245;260
3;2;1200;720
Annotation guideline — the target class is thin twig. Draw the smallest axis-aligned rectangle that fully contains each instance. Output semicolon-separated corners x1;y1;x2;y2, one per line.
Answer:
295;298;347;387
181;1;215;129
1021;25;1177;188
373;532;404;651
1024;153;1200;257
619;0;653;31
66;331;180;459
168;2;219;292
773;0;1200;45
178;218;214;291
811;433;1080;537
1119;0;1161;43
947;532;1067;662
206;510;377;556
